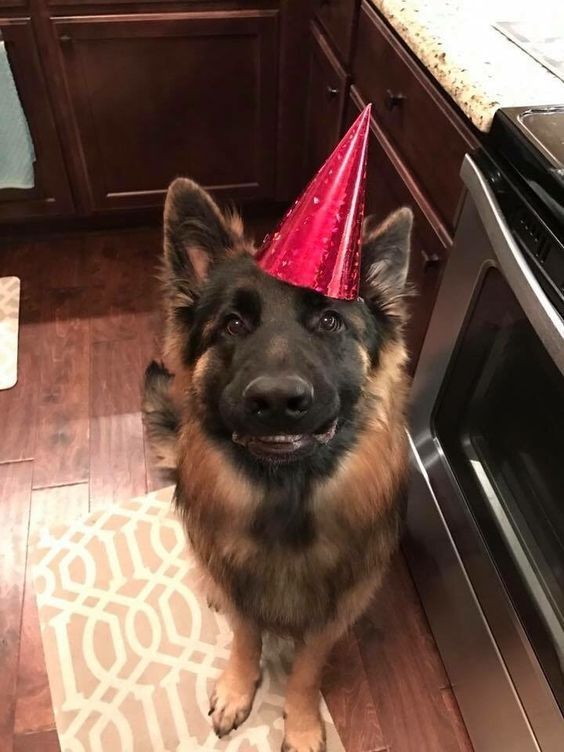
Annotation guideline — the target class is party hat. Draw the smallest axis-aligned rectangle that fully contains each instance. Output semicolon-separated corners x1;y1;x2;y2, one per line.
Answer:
256;105;371;300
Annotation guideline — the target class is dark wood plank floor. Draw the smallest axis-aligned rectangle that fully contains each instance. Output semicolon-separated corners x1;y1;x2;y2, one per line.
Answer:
0;226;473;752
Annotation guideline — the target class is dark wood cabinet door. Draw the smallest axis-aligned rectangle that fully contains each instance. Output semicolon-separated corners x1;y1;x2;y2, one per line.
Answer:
347;90;446;370
313;0;358;63
0;0;27;8
304;23;348;180
0;18;73;222
53;11;279;213
354;2;477;232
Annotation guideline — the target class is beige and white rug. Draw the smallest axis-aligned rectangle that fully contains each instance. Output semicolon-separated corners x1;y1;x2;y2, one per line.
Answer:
0;276;20;390
31;487;345;752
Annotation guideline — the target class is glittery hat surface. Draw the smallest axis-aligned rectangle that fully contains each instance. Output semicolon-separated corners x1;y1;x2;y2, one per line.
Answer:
256;105;371;300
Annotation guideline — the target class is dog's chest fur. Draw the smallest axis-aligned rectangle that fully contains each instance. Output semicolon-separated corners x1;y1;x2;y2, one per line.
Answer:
176;462;401;636
171;341;409;637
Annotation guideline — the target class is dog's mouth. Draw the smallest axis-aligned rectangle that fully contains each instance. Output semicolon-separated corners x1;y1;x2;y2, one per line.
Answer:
232;419;338;461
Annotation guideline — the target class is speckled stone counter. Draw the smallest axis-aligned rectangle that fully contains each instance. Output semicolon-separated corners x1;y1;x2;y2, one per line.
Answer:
369;0;564;131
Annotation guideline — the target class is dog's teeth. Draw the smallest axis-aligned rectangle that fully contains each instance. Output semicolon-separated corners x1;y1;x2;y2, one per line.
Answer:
234;425;336;449
264;435;302;443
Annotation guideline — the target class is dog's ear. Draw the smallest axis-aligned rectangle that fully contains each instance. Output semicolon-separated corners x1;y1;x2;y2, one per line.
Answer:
163;178;235;306
360;207;413;314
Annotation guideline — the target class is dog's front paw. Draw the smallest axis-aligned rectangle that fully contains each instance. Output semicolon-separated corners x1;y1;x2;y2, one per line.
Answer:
209;669;260;738
282;717;326;752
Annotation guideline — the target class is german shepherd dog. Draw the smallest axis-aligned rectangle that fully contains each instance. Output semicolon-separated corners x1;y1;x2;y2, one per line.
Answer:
143;177;412;752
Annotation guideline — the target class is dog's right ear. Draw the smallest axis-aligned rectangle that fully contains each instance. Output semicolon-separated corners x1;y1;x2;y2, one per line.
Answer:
163;178;234;307
360;207;413;320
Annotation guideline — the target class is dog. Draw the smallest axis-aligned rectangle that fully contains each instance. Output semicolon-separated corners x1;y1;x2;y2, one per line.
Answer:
142;177;412;752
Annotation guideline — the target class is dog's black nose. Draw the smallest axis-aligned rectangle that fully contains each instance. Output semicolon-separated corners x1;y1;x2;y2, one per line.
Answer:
243;375;314;422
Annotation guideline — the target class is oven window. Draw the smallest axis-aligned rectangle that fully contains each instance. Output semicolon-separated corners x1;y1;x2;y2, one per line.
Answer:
434;267;564;709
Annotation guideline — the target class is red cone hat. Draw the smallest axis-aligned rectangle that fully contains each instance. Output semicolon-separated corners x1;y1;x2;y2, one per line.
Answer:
256;105;371;300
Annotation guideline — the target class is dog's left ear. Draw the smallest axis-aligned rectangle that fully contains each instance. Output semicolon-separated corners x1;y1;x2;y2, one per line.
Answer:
360;207;413;308
163;177;238;307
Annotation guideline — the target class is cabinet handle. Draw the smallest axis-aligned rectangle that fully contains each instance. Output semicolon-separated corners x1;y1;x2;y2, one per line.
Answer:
326;86;339;99
59;34;72;43
421;249;441;270
385;89;406;110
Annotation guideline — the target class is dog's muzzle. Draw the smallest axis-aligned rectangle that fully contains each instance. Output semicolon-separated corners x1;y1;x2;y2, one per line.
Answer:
232;418;337;462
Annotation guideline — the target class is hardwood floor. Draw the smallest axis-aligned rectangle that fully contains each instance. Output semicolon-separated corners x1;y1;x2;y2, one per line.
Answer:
0;226;473;752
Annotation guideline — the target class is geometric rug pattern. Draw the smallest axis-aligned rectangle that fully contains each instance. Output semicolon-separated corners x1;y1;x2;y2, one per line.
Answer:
0;276;20;390
31;487;345;752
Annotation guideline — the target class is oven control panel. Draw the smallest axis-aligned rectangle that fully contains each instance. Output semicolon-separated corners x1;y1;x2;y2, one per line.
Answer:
477;150;564;319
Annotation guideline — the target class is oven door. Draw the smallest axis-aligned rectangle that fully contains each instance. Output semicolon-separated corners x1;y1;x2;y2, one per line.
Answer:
407;154;564;752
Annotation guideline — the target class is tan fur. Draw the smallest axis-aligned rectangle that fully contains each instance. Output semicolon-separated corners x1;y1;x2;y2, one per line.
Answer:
147;187;412;750
209;614;262;738
315;339;408;527
283;631;334;752
356;342;371;376
168;331;409;746
178;418;262;523
224;208;246;242
172;334;408;629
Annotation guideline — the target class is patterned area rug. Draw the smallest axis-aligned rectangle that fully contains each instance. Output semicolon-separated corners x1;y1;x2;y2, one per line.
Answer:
0;276;20;390
31;487;345;752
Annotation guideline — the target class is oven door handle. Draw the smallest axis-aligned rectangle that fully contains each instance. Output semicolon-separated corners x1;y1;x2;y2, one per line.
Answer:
461;154;564;375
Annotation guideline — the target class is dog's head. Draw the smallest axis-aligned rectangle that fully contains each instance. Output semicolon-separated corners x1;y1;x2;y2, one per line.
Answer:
162;178;412;474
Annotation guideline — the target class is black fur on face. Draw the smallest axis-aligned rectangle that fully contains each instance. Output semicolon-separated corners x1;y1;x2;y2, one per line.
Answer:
162;178;412;545
188;256;380;459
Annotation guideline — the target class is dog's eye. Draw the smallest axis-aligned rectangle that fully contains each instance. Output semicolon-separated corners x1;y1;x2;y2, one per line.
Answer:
224;315;248;337
318;311;343;333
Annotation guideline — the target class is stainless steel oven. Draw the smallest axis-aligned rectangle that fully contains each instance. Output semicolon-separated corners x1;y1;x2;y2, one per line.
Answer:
405;122;564;752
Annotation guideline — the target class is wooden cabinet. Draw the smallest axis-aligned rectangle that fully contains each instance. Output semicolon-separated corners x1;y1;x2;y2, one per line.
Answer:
0;18;73;222
53;11;278;214
347;90;445;369
304;23;348;179
304;0;483;366
313;0;358;63
354;1;476;231
0;3;311;224
0;0;27;8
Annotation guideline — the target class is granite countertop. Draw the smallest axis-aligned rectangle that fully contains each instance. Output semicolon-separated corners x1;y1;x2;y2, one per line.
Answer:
369;0;564;131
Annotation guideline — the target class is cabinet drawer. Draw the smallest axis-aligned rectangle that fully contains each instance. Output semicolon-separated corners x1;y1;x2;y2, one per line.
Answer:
314;0;358;63
353;1;476;231
305;23;349;179
347;90;446;370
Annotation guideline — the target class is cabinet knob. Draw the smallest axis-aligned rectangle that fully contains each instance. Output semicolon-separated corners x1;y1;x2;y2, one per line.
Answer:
326;85;339;99
385;89;406;110
59;34;72;43
421;249;441;270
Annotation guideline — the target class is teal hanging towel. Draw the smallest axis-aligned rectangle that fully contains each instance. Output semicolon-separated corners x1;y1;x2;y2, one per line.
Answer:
0;41;36;190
